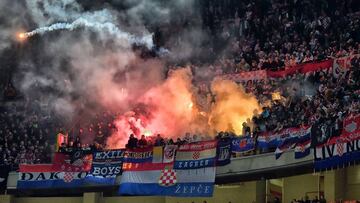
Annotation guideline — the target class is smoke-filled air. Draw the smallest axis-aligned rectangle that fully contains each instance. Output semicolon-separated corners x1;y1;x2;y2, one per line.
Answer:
3;0;263;148
106;68;261;148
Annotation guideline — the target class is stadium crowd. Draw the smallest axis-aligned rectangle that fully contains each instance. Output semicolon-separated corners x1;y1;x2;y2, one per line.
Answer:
196;0;360;72
1;0;360;175
288;195;327;203
0;102;54;170
244;57;359;135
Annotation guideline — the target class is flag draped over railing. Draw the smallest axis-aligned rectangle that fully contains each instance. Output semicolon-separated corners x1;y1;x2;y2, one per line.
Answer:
18;141;219;197
119;141;217;197
314;115;360;171
85;149;124;185
16;114;360;195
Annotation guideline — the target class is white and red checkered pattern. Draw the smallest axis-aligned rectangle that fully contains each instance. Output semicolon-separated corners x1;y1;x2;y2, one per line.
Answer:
298;145;305;153
61;159;84;183
192;151;200;160
158;169;177;187
63;172;74;183
336;142;344;157
221;70;267;82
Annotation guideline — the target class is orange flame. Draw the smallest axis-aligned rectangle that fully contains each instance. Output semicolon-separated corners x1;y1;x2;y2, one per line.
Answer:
106;68;261;148
272;92;281;101
208;79;261;135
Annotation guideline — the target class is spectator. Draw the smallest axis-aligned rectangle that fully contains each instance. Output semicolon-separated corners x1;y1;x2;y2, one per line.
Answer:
242;122;251;136
126;134;138;149
154;134;165;146
138;135;148;148
319;195;327;203
312;196;319;203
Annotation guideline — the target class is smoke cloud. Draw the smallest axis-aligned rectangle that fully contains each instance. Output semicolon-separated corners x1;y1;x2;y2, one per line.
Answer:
0;1;29;51
2;0;261;148
106;68;261;148
209;79;261;135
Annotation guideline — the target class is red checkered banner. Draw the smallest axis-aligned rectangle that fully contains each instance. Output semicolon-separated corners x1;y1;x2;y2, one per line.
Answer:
220;70;267;82
158;169;177;187
219;55;360;82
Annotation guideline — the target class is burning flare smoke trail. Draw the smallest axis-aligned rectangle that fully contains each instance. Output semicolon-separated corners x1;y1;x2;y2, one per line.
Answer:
15;1;260;149
20;10;154;49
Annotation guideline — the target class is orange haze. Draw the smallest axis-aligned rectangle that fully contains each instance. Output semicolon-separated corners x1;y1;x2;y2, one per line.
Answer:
106;68;261;149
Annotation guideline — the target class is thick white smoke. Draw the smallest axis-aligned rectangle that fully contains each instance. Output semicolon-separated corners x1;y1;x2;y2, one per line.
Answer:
25;0;82;26
14;0;167;125
5;0;240;146
23;8;154;49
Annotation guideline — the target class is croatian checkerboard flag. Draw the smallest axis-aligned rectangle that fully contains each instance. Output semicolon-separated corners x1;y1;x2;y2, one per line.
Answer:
17;164;87;189
174;140;217;169
119;162;216;197
119;141;217;197
294;139;311;159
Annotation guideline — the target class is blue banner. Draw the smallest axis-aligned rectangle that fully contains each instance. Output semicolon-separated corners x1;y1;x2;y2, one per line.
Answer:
216;139;231;166
231;136;255;153
17;170;88;189
314;136;360;171
123;148;153;163
174;158;216;169
120;182;214;197
86;150;124;185
119;164;216;197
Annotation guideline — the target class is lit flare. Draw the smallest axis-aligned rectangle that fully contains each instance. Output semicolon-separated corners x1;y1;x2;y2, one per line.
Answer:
16;32;28;42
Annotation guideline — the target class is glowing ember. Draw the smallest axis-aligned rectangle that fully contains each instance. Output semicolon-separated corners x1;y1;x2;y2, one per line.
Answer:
18;32;27;40
199;112;207;117
188;102;193;109
272;92;282;101
143;129;152;137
